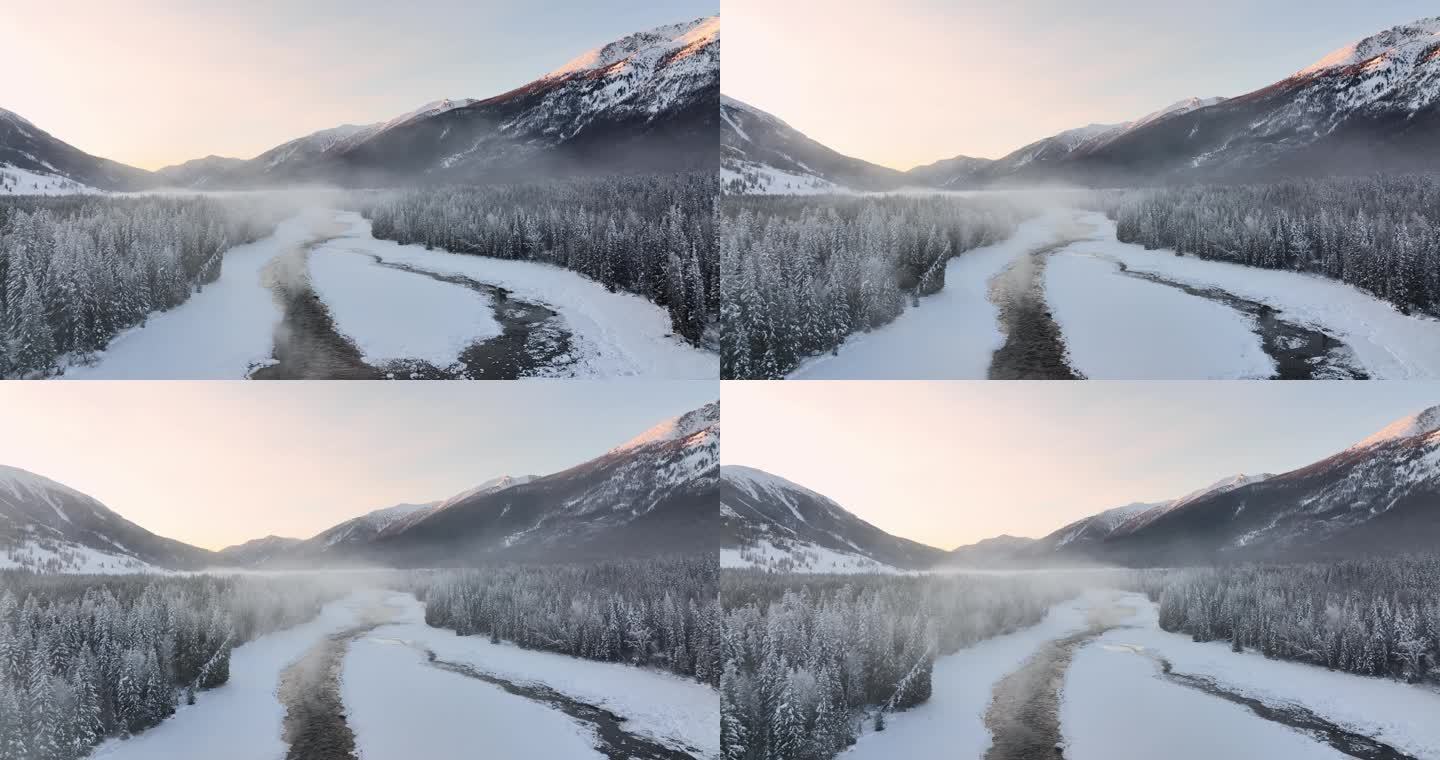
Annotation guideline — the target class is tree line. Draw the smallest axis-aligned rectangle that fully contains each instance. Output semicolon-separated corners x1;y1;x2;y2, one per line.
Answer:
0;572;342;760
719;571;1108;760
0;195;285;378
720;195;1026;379
417;556;720;686
1146;556;1440;685
361;172;718;347
1105;175;1440;317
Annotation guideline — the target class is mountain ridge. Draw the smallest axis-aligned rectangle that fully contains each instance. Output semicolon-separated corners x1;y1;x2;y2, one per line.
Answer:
724;16;1440;192
2;15;719;193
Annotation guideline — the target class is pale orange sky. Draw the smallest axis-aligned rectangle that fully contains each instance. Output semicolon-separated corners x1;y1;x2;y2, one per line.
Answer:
2;0;714;170
721;382;1440;550
0;382;713;550
722;0;1438;170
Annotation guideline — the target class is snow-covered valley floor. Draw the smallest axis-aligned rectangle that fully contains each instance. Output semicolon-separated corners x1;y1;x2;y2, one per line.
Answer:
792;206;1440;380
845;590;1440;760
60;209;715;379
89;589;716;760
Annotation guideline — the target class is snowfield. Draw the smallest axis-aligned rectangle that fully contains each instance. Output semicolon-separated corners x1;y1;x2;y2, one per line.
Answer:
720;537;900;574
1062;634;1347;760
720;161;845;196
325;212;715;379
1045;250;1275;379
0;539;162;574
1066;212;1440;379
60;209;342;379
791;210;1092;379
364;592;719;759
343;635;601;760
0;164;101;195
1084;593;1440;760
309;239;502;368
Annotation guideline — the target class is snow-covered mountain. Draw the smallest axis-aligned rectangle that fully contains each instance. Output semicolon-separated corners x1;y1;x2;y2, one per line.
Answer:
365;401;720;564
1022;406;1440;566
722;93;1228;192
0;465;211;572
213;535;303;567
152;155;246;188
203;17;718;188
0;107;150;193
721;465;945;572
1057;18;1440;182
759;17;1440;188
902;154;996;190
937;534;1039;569
720;95;906;194
308;501;442;550
911;96;1226;188
216;480;536;568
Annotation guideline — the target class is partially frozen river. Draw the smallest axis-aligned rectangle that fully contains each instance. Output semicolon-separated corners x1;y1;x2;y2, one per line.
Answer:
841;591;1440;760
793;208;1440;380
61;210;715;380
91;590;717;760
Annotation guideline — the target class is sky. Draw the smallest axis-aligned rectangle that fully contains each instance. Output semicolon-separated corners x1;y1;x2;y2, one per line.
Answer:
1;0;715;170
721;381;1440;550
723;0;1440;169
0;381;714;550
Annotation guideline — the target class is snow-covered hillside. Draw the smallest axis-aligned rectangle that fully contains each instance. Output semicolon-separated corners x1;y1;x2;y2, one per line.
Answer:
0;164;101;195
1047;404;1440;563
0;538;161;574
720;95;903;193
0;106;150;191
0;464;208;570
721;465;944;571
358;401;720;563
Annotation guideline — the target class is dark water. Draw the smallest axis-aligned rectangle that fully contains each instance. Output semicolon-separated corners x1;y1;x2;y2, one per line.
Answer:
987;243;1084;380
1117;268;1369;380
250;242;575;380
252;239;381;380
413;645;698;760
983;629;1108;760
277;624;381;760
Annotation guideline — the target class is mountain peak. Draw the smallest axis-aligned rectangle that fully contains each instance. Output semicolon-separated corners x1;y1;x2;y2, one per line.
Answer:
1296;17;1440;77
1350;405;1440;451
546;15;719;79
0;107;36;129
435;475;536;510
610;401;719;455
0;464;90;503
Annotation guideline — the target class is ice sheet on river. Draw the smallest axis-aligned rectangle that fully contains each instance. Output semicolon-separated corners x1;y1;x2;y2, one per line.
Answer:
1045;250;1275;379
1064;212;1440;380
321;212;716;379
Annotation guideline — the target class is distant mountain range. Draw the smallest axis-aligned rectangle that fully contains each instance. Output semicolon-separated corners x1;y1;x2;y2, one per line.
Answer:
0;401;717;573
724;405;1440;571
723;17;1440;192
1;16;718;194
